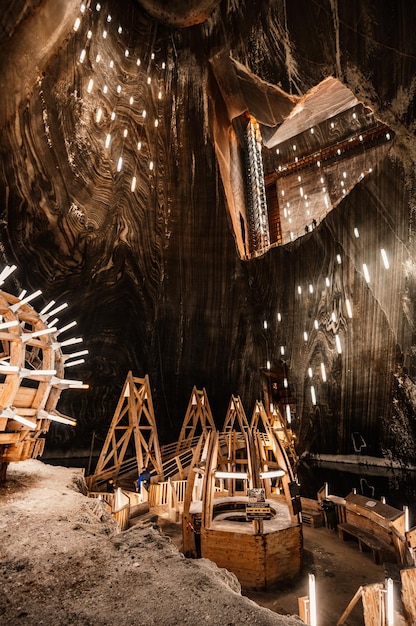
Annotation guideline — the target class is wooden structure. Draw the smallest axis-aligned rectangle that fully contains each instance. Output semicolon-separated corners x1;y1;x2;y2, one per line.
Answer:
401;566;416;624
175;386;215;455
182;398;302;590
86;372;163;490
223;394;250;432
337;492;407;565
0;265;85;482
337;583;385;626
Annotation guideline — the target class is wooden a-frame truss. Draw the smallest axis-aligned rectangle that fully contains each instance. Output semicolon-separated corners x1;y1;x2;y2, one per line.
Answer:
87;372;163;489
176;386;215;454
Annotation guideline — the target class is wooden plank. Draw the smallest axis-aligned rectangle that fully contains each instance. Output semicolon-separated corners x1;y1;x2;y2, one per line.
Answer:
401;567;416;624
361;583;383;626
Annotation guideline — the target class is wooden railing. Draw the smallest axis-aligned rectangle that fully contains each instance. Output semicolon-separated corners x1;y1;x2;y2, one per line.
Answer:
88;488;131;531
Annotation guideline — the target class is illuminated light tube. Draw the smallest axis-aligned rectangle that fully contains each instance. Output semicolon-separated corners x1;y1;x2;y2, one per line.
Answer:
117;85;122;94
158;91;162;100
142;109;146;118
404;505;410;532
335;334;342;354
381;248;390;269
149;161;154;171
105;134;111;148
215;471;248;480
280;346;285;355
46;302;68;317
47;413;77;427
11;289;42;311
260;470;285;479
96;54;101;63
60;337;83;348
362;263;370;283
110;112;116;121
0;320;19;330
117;157;123;172
19;369;57;378
57;320;77;335
96;108;102;123
283;378;288;388
0;264;17;285
136;58;141;66
266;360;271;370
125;49;129;57
336;254;342;264
325;277;330;287
32;327;56;338
263;320;268;329
51;377;88;389
309;573;317;626
123;129;128;138
40;300;56;315
308;368;313;378
87;78;94;93
131;176;137;192
87;30;92;39
63;349;88;361
21;327;57;342
6;413;37;429
311;386;317;405
129;96;134;105
331;312;336;322
345;298;353;318
277;313;281;322
303;331;308;341
314;319;319;329
286;404;291;423
321;362;327;382
309;284;313;293
64;359;85;368
297;285;302;295
0;364;19;373
385;577;394;626
73;17;81;31
103;30;107;39
137;141;142;150
79;49;86;63
154;119;159;128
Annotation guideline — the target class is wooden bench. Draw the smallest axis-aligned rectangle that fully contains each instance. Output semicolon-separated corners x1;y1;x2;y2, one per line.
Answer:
337;522;395;564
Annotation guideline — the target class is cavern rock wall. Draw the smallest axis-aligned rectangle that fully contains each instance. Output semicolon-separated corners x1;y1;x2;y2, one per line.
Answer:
0;0;415;463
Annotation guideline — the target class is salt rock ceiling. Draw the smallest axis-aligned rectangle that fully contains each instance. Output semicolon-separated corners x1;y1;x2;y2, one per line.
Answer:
0;0;416;463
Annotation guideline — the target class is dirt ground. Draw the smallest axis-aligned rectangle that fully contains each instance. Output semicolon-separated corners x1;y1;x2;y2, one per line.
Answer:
0;460;403;626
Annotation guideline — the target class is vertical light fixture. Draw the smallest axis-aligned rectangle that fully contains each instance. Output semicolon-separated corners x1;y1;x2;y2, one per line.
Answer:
308;573;317;626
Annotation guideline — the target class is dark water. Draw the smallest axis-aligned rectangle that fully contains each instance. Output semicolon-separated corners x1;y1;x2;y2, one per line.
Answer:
298;459;416;526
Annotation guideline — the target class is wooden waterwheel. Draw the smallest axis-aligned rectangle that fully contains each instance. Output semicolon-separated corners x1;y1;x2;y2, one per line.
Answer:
0;265;86;482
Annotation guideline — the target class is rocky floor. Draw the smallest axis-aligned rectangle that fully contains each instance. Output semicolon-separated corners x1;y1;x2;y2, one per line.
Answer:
0;459;404;625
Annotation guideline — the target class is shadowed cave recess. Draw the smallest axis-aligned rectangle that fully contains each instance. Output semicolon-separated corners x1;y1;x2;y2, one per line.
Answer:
0;0;416;479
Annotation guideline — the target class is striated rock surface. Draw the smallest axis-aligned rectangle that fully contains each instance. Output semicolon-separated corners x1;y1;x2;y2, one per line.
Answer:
0;1;415;464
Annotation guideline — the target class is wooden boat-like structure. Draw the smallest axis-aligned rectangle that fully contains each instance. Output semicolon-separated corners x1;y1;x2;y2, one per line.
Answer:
182;396;303;590
0;265;86;482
